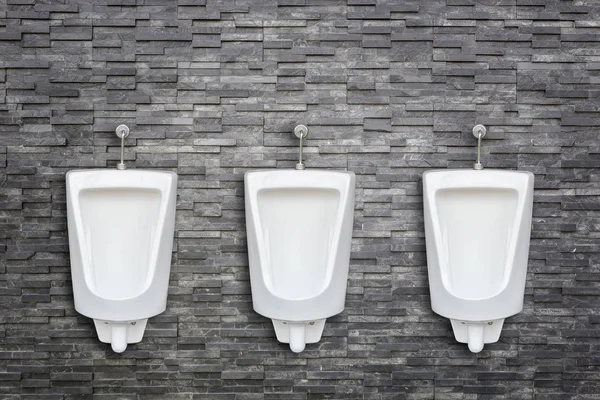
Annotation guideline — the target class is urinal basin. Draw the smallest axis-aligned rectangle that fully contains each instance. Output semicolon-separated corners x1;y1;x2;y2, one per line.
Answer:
67;169;177;322
423;169;534;322
436;185;518;299
245;169;355;322
257;185;340;300
78;186;161;299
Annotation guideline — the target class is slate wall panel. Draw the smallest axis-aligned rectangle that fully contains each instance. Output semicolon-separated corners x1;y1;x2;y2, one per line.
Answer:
1;0;600;398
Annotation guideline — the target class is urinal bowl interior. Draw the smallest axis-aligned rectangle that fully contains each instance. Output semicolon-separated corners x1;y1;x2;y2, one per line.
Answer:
78;186;162;300
256;186;341;301
435;186;519;300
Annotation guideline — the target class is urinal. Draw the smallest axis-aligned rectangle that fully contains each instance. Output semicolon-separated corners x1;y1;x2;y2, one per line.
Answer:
423;168;534;353
66;168;177;352
244;126;355;353
245;169;355;353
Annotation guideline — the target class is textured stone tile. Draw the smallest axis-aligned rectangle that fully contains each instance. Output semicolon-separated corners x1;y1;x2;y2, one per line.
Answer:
0;0;599;398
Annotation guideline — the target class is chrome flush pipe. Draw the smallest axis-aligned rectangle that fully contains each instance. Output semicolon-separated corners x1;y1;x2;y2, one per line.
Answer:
115;124;130;170
294;124;308;170
472;124;486;170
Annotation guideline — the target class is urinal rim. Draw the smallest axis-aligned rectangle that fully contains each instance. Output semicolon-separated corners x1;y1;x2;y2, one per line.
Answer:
422;168;534;183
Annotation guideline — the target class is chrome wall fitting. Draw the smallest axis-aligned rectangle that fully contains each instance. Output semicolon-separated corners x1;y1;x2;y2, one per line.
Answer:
294;124;308;170
472;124;486;170
115;124;130;170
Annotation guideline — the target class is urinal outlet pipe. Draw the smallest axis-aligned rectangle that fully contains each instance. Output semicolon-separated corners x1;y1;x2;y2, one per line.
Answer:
467;324;484;353
288;323;306;353
110;323;128;353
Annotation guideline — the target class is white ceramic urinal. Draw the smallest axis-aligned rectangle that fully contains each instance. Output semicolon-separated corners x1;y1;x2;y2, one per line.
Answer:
245;169;355;353
66;169;177;352
423;169;534;353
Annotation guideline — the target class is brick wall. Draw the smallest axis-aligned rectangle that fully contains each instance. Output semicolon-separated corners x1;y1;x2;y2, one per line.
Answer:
1;0;600;398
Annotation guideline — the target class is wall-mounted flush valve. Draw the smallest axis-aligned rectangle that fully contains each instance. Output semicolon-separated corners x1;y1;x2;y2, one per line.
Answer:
294;124;308;170
472;124;486;170
115;124;130;170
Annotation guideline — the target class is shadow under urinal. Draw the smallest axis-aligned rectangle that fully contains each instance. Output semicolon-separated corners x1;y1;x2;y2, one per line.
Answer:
66;169;177;353
245;169;355;353
423;169;534;353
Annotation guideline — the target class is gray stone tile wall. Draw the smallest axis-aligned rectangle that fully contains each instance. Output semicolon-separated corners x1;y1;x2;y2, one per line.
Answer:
0;0;599;398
